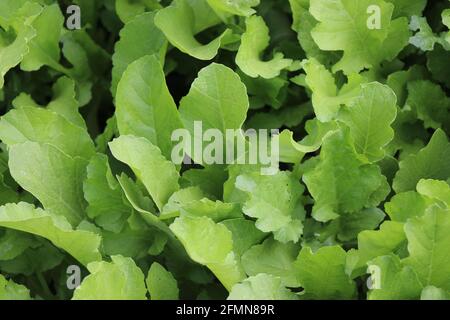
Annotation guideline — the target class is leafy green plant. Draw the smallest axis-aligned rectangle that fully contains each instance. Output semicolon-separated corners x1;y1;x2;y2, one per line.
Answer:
0;0;449;300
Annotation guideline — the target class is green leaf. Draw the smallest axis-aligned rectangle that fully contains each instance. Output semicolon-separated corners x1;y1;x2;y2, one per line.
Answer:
206;0;259;17
236;15;292;79
416;179;450;207
221;218;266;257
73;255;147;300
421;286;450;300
302;58;365;121
409;15;446;51
385;0;426;18
0;2;41;88
0;202;101;266
83;154;130;233
385;191;428;222
235;171;305;243
296;246;356;299
111;12;167;96
146;262;179;300
20;3;63;71
109;135;180;211
115;55;182;160
404;206;450;290
228;274;298;300
0;274;30;300
393;129;450;192
339;82;397;162
405;80;450;129
303;128;389;222
179;63;249;163
350;221;406;275
170;215;245;291
289;0;338;65
115;0;161;23
310;0;410;74
0;106;94;160
154;0;230;60
242;238;301;287
367;254;422;300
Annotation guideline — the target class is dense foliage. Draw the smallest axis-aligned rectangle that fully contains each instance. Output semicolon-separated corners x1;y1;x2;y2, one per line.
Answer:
0;0;449;300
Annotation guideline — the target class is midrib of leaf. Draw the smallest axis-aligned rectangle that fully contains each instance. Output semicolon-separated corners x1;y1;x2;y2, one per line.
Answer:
361;88;376;158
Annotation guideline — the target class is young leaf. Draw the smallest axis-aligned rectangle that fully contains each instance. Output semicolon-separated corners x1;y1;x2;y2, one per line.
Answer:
393;129;450;192
109;135;180;211
228;274;298;300
296;246;357;299
236;15;292;79
115;55;182;159
146;262;179;300
154;0;230;60
170;215;245;291
339;82;397;162
310;0;410;74
111;12;167;96
0;202;101;266
73;255;147;300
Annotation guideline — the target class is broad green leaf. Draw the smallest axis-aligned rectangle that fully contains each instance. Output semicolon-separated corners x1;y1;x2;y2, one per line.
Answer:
0;2;41;88
302;58;365;121
385;191;428;222
221;218;266;257
236;15;292;79
289;0;338;65
228;274;298;300
170;215;245;291
405;80;450;129
409;15;446;51
350;221;406;275
303;128;389;222
181;166;227;199
73;255;147;300
146;262;179;300
416;179;450;207
393;129;450;192
8;142;88;225
336;208;385;242
109;135;180;211
242;238;301;287
367;254;422;300
12;76;85;128
0;274;30;300
235;171;305;243
0;106;94;160
339;82;397;162
111;12;167;96
296;246;356;299
115;55;182;160
20;3;63;71
404;206;450;290
0;202;101;266
154;0;230;60
83;154;130;233
179;63;249;164
310;0;410;74
0;229;35;261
